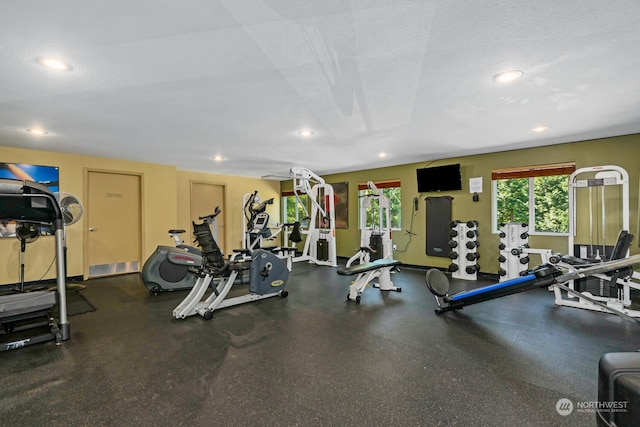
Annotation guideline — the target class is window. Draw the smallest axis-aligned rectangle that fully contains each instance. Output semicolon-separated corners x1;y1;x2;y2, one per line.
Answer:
282;192;308;224
357;180;402;230
492;162;575;235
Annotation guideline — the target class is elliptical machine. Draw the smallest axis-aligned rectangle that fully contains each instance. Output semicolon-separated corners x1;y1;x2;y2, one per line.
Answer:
141;208;220;294
242;191;274;251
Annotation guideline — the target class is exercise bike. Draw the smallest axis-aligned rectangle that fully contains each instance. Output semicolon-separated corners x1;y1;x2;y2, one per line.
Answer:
141;208;220;294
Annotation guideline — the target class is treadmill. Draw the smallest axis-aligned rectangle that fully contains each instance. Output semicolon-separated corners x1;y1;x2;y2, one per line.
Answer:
0;179;70;351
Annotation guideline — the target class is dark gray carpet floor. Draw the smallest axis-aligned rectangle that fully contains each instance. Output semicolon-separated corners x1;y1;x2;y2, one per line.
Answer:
1;263;639;426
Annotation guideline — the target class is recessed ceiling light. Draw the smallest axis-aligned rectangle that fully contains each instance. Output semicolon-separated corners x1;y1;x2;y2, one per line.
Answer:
37;57;73;71
493;70;523;83
378;152;387;158
298;130;314;137
26;128;48;135
530;126;548;133
212;155;224;161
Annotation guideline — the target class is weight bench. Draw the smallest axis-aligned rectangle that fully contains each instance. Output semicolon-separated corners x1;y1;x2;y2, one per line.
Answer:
426;265;560;314
338;259;402;303
426;254;640;322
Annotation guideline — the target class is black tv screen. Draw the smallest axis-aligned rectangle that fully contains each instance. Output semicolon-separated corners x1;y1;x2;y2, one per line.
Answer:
417;164;462;192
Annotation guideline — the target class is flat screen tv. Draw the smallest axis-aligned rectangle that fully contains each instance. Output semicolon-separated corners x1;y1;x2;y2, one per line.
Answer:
417;163;462;193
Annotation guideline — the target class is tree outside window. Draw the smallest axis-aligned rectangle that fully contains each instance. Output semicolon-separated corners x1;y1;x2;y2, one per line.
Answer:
359;186;402;230
493;163;573;235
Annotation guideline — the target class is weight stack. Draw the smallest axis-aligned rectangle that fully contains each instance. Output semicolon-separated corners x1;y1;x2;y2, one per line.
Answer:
448;220;480;280
498;222;529;282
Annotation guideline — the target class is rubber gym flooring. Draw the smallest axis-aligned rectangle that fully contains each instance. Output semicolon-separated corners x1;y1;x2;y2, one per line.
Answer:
1;262;639;426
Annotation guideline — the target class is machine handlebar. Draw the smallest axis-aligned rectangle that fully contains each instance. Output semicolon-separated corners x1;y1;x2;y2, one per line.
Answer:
199;206;221;221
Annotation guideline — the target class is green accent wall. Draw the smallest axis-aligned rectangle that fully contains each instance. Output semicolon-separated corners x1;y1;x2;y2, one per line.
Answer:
282;135;640;272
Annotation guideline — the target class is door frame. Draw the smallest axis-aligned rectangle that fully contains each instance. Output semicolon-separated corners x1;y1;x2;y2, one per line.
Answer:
83;168;145;280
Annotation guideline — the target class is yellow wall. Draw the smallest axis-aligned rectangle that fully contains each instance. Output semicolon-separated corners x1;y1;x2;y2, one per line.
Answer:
0;145;276;285
3;134;639;285
283;135;640;272
175;170;281;252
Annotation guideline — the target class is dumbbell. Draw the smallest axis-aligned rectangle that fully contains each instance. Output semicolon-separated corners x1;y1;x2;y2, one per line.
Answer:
499;231;506;238
448;263;459;272
498;268;507;277
519;256;530;264
466;241;479;249
466;220;478;228
466;252;480;261
449;220;459;228
448;240;458;248
498;242;506;250
465;265;480;274
448;251;459;259
466;230;479;238
450;229;459;238
498;255;507;263
520;232;529;239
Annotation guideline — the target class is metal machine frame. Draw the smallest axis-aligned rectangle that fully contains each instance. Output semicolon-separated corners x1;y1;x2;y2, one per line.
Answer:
346;181;393;267
554;165;640;317
287;166;337;267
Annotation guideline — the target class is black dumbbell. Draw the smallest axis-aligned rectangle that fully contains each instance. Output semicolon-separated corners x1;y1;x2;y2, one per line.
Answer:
498;268;507;276
448;263;459;272
466;241;479;249
448;251;459;259
498;255;506;263
466;252;480;261
465;265;480;274
519;256;530;264
448;240;458;248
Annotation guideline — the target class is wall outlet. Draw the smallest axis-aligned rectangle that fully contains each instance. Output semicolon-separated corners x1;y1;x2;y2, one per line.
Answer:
393;244;397;251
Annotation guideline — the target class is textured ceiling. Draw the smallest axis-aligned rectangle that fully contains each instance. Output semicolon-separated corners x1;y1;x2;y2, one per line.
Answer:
1;0;640;179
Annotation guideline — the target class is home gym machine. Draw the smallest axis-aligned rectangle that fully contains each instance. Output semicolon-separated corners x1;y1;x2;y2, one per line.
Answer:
287;166;337;267
426;253;640;322
0;179;70;351
173;211;289;320
346;181;394;266
339;181;401;302
552;165;640;317
141;208;221;294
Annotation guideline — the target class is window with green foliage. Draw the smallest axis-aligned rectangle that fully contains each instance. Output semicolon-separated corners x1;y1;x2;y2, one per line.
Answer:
282;194;308;224
492;163;575;235
358;181;402;230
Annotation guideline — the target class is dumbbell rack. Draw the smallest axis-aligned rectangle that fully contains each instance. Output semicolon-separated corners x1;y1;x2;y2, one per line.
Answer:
448;220;480;280
497;222;529;281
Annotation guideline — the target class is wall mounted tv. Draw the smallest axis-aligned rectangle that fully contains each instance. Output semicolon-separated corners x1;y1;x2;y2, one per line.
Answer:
417;163;462;193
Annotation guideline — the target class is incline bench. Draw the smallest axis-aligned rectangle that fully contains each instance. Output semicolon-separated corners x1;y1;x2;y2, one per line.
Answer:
338;258;402;303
